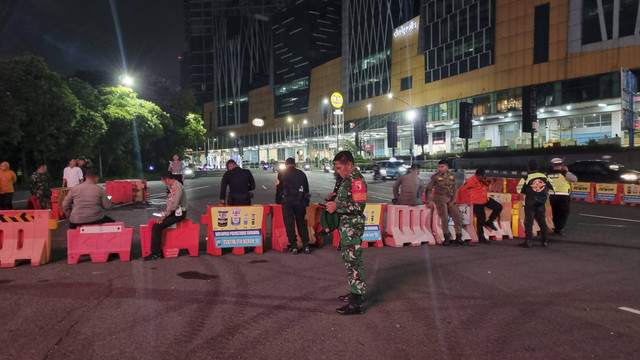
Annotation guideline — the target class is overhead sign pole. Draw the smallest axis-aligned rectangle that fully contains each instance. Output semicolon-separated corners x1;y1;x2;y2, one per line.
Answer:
621;68;636;147
331;92;343;153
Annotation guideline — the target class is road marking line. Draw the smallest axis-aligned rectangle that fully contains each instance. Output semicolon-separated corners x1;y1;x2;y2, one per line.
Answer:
576;223;625;228
186;186;209;191
619;307;640;316
579;214;640;223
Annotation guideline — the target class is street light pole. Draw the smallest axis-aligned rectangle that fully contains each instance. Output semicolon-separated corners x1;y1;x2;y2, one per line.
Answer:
388;93;417;165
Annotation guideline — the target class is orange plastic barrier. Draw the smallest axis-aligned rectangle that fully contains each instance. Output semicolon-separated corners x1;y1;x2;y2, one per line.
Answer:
431;204;478;244
270;204;322;252
67;223;133;264
362;204;385;248
505;178;520;194
201;205;269;255
593;183;622;205
384;205;436;247
512;200;553;238
476;202;514;241
570;182;594;202
128;179;148;202
487;177;505;193
620;184;640;206
27;195;40;209
105;181;134;204
140;219;200;258
0;210;57;268
50;188;68;220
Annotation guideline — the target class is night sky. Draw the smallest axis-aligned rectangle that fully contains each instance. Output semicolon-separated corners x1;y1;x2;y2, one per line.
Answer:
0;0;185;86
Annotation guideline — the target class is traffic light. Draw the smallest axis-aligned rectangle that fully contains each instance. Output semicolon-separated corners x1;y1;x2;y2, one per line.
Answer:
459;102;473;138
522;86;537;133
387;122;398;148
413;117;428;145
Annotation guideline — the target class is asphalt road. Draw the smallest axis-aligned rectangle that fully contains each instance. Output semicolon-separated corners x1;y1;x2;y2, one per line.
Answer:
2;170;640;360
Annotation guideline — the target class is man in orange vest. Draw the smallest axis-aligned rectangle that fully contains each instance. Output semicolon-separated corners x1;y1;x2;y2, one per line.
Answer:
459;168;503;244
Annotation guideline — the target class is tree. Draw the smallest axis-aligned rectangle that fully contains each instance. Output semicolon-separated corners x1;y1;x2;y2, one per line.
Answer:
0;53;79;181
65;77;107;160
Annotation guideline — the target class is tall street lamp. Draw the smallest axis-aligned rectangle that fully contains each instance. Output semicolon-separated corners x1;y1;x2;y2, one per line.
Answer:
121;74;143;179
388;93;417;164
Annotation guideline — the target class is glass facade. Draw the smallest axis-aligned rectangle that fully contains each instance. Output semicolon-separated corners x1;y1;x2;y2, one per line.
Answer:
422;0;495;83
582;0;640;45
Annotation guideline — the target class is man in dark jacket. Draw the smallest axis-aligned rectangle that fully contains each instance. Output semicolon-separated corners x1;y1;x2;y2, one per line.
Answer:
276;158;311;254
517;160;554;248
220;159;256;205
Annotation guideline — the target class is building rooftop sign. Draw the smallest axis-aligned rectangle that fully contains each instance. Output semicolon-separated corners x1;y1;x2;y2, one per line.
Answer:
393;20;418;38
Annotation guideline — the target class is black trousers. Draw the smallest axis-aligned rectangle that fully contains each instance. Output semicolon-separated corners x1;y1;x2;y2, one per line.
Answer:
524;201;547;240
473;198;503;240
282;203;309;248
69;215;116;229
0;192;14;210
150;211;186;255
549;195;570;232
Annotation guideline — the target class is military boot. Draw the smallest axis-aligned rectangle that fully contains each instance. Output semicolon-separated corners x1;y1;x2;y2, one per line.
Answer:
442;233;452;246
519;239;532;248
338;293;356;302
541;238;549;248
336;294;364;315
455;233;468;246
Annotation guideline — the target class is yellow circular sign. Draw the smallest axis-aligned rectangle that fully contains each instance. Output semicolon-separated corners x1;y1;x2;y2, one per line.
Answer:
330;92;343;108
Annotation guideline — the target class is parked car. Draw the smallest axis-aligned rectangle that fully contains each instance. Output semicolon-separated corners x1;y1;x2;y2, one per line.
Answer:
183;166;197;179
567;160;640;184
378;160;408;179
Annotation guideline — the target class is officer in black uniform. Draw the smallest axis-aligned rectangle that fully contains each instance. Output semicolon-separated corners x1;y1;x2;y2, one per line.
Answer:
220;159;256;205
276;158;311;254
517;160;554;248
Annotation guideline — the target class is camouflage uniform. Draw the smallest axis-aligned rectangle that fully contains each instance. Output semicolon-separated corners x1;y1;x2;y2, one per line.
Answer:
425;170;462;235
335;168;367;295
30;171;51;209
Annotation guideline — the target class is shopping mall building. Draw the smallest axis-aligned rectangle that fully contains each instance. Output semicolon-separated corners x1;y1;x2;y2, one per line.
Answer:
196;0;640;167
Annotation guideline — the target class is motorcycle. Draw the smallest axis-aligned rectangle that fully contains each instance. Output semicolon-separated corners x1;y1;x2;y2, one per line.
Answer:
373;169;386;181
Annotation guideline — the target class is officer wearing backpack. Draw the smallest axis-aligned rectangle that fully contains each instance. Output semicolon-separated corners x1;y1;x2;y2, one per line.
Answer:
517;160;554;248
276;158;311;254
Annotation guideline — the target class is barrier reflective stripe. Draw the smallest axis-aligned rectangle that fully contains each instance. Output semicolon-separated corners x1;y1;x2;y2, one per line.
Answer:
139;219;199;258
0;213;35;222
67;223;133;264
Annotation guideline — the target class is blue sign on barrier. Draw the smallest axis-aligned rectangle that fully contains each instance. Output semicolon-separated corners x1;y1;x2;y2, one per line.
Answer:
214;229;262;248
363;225;381;241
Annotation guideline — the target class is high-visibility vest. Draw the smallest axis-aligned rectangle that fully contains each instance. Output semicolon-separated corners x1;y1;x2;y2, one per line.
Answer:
547;169;571;195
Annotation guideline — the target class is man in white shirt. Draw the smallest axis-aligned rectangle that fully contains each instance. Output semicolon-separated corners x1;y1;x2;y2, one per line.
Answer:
62;159;84;188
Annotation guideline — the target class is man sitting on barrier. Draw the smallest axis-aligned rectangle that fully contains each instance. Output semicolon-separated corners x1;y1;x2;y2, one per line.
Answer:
424;159;467;246
62;168;115;229
220;159;256;205
144;171;188;261
392;163;424;206
459;168;502;244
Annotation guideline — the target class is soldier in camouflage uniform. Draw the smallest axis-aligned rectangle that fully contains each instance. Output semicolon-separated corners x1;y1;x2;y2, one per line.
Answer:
325;151;367;315
30;164;51;209
425;159;467;246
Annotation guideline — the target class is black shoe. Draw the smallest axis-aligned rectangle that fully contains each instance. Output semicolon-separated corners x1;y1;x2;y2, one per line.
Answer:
303;246;311;254
542;239;549;248
519;240;532;248
553;230;566;236
314;231;328;237
455;234;468;246
143;253;162;261
289;248;299;255
336;295;364;315
442;233;452;246
485;221;498;231
338;293;356;302
479;238;491;244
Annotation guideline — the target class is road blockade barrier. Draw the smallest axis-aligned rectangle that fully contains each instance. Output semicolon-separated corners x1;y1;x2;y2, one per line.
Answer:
593;183;622;205
362;204;385;248
505;178;521;194
384;205;435;247
270;204;321;252
129;179;148;202
201;205;269;255
487;177;506;193
620;184;640;206
479;201;514;240
105;181;134;204
67;223;133;264
512;200;554;238
50;188;69;220
431;204;478;244
0;210;57;268
140;218;199;258
570;182;594;202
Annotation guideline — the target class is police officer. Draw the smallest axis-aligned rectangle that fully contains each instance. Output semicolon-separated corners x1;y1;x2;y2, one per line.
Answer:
424;159;466;246
392;164;424;206
325;151;367;315
275;158;311;254
220;159;256;205
547;158;577;236
517;160;554;248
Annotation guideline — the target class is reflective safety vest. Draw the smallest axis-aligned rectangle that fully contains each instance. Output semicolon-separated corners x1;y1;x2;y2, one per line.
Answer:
547;169;571;195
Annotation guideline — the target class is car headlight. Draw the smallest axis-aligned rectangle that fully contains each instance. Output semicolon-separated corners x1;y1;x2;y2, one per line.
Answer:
184;169;194;175
380;169;387;175
279;164;286;170
620;173;639;182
